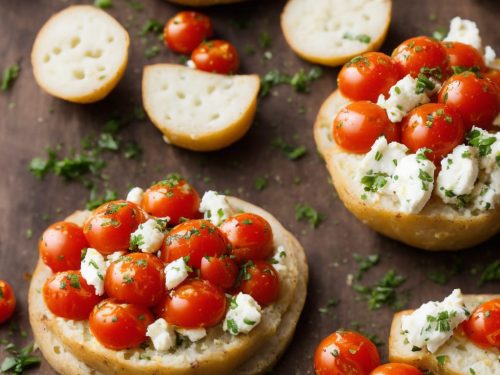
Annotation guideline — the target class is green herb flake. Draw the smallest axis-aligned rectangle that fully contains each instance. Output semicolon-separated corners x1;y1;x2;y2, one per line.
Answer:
478;259;500;285
361;172;388;193
353;270;406;310
343;32;371;43
353;254;380;280
226;319;239;334
145;46;160;59
259;32;272;48
94;0;112;8
254;176;268;191
67;273;81;289
140;19;163;36
0;342;41;374
1;63;20;91
295;204;324;228
272;137;307;160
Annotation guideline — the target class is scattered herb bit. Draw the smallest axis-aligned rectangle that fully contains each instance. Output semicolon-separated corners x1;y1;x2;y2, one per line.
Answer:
346;56;370;67
429;13;437;21
0;342;41;374
295;203;324;228
124;141;142;159
478;259;500;285
343;32;371;43
353;254;380;280
318;298;339;314
436;355;448;366
127;0;144;10
178;55;189;64
361;172;388;193
467;129;496;157
254;176;268;191
451;65;481;76
427;270;449;285
354;270;406;310
259;32;272;48
415;73;435;94
86;188;117;210
1;63;20;91
140;19;163;36
94;0;112;8
272;137;307;160
260;67;322;97
25;229;33;240
98;133;119;151
145;45;160;59
432;27;448;41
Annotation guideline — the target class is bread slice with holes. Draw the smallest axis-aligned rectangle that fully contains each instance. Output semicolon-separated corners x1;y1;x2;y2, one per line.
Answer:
29;197;308;375
142;64;260;152
281;0;392;66
389;294;500;375
166;0;248;5
313;89;500;250
31;5;129;103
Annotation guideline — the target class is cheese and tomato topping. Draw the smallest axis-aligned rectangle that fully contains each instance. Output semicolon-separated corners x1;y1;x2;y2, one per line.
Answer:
80;248;107;296
223;293;262;336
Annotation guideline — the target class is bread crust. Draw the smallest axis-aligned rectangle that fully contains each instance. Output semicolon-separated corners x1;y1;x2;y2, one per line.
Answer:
314;90;500;250
29;198;308;374
165;0;248;5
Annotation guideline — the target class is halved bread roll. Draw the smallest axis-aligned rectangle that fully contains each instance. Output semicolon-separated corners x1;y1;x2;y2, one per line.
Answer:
31;5;129;103
314;90;500;250
166;0;248;5
29;197;308;375
389;294;500;375
281;0;392;66
142;64;260;152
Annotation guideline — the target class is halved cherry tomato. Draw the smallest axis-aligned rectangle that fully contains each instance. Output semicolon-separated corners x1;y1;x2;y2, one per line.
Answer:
43;271;102;320
0;280;16;324
161;219;229;268
163;11;213;54
392;36;449;79
239;261;279;306
105;253;165;307
401;103;465;163
462;299;500;348
442;41;487;73
39;221;89;272
314;331;381;375
89;299;154;350
219;213;274;262
160;279;227;328
338;52;403;102
438;72;499;131
83;200;146;255
370;363;422;375
200;256;239;290
191;40;240;75
333;101;400;154
142;175;200;225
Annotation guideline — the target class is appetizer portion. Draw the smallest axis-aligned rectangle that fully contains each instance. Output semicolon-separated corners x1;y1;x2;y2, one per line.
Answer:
31;5;129;103
29;176;307;375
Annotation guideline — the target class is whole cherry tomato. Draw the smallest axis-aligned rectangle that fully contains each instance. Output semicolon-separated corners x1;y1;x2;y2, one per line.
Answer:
333;101;400;154
200;256;239;290
370;363;422;375
442;41;487;73
462;299;500;348
89;299;154;350
39;221;89;272
191;40;240;75
0;280;16;324
164;11;213;54
239;261;279;306
485;69;500;90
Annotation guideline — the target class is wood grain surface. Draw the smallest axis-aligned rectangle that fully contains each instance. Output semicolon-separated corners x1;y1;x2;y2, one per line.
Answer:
0;0;499;374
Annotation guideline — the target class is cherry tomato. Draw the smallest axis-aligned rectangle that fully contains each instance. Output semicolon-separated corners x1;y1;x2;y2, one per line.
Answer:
314;331;381;375
0;280;16;324
442;41;487;73
142;175;201;225
338;52;403;102
219;213;274;262
83;200;146;255
163;11;213;54
333;101;400;154
105;253;165;307
43;271;102;320
438;72;499;131
485;69;500;89
370;363;422;375
392;36;449;78
39;221;89;272
161;219;229;268
401;103;465;163
89;299;154;350
191;40;240;75
239;261;279;306
462;299;500;348
160;279;227;328
200;256;239;290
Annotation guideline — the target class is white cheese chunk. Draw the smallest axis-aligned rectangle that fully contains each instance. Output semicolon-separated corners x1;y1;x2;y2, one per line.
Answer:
223;293;262;335
130;219;165;254
271;245;287;274
199;190;234;226
401;289;469;353
436;145;479;205
175;327;207;342
471;182;497;211
444;17;482;51
359;137;408;177
165;257;190;290
105;251;126;268
126;187;144;206
484;45;497;69
391;151;436;213
80;248;107;296
146;318;176;352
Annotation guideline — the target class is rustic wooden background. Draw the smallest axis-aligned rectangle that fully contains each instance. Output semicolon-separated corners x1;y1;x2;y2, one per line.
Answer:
0;0;499;373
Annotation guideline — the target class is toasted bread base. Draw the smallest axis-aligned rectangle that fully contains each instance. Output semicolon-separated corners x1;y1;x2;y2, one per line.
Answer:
314;90;500;250
29;198;308;375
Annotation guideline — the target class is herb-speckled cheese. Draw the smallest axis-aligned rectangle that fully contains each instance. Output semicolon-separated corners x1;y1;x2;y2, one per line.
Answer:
175;327;207;342
223;293;262;335
199;190;234;226
126;186;144;206
80;248;107;296
130;218;166;253
444;17;482;50
164;257;190;290
359;136;408;178
271;245;287;274
146;318;176;352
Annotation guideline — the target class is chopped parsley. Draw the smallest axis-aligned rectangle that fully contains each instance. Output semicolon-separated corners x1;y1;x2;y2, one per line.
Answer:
140;19;163;37
86;188;117;210
94;0;112;8
361;172;388;193
318;298;339;314
259;32;272;48
466;129;496;157
124;141;142;159
226;319;239;334
353;254;380;280
260;67;322;97
353;270;406;310
418;169;433;191
415;73;435;94
243;318;256;325
1;63;20;91
295;204;324;228
451;65;481;76
432;26;448;41
272;137;307;160
346;56;370;67
67;273;81;289
436;355;448;366
130;234;145;249
342;32;371;43
145;45;160;59
0;342;41;374
254;176;268;191
478;259;500;285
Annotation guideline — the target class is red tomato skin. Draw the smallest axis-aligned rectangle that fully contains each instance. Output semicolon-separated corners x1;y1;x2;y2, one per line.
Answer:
161;279;227;328
442;41;487;73
438;72;499;131
83;200;146;255
0;280;16;324
392;36;449;78
462;299;500;348
200;256;239;290
164;11;213;54
370;363;423;375
142;177;201;226
161;219;229;268
89;299;154;350
43;271;103;320
333;101;400;154
314;331;381;375
219;213;274;262
485;69;500;90
239;261;280;307
39;221;89;272
191;40;240;75
104;253;166;307
401;103;465;163
338;52;404;102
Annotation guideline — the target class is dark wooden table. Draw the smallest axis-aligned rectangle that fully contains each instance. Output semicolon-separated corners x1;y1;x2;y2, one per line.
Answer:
1;0;499;373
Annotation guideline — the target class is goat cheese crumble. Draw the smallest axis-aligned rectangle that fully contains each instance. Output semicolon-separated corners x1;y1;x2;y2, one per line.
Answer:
223;293;262;335
199;190;234;226
80;248;107;296
146;318;176;352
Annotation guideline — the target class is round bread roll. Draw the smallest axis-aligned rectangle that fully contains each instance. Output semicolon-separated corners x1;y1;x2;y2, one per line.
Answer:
29;197;308;375
31;5;129;103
